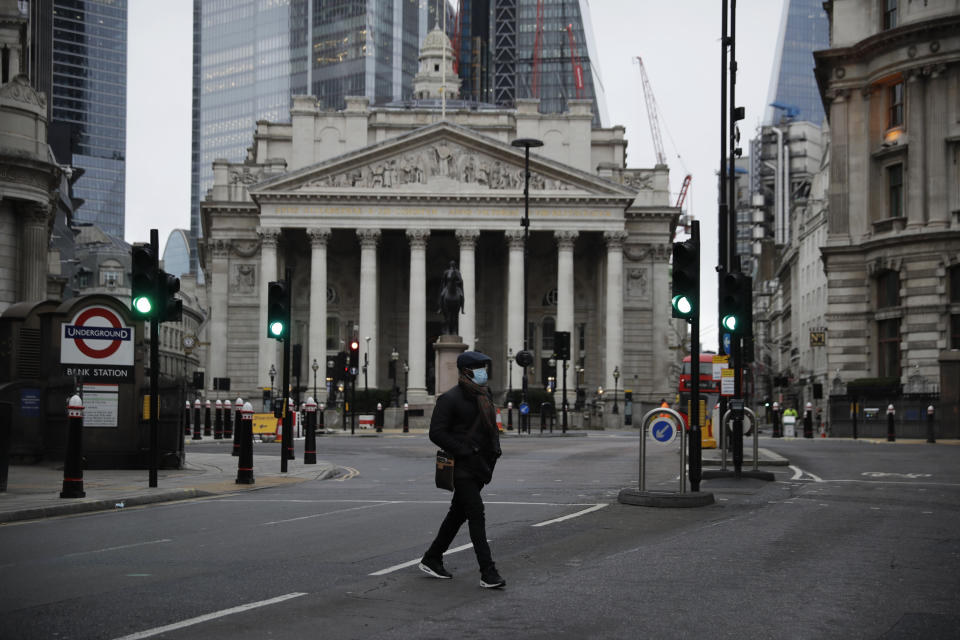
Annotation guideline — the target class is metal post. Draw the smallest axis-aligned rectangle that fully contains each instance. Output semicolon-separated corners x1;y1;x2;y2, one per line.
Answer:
232;396;243;456
236;402;254;484
562;360;568;433
927;405;936;443
281;268;292;470
184;400;191;436
507;401;514;431
223;399;233;439
193;398;202;440
304;397;317;464
887;404;895;442
204;400;211;437
214;399;223;440
61;395;86;498
403;402;409;433
376;402;383;433
148;232;160;488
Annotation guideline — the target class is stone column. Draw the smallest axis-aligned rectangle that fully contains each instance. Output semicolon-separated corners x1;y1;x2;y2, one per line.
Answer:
20;203;50;302
257;227;280;391
357;228;381;386
604;231;627;397
925;66;948;228
906;70;926;228
209;239;230;386
555;230;578;407
456;229;480;349
827;90;849;236
505;229;525;390
308;228;331;380
406;229;430;403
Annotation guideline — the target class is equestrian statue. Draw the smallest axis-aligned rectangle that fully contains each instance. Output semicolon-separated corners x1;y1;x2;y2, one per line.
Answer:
438;260;464;336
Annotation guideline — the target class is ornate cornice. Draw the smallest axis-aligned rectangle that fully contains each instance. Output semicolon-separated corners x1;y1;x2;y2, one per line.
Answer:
505;228;525;249
455;228;480;247
257;227;281;248
308;227;332;246
357;227;381;248
603;230;629;250
554;230;578;250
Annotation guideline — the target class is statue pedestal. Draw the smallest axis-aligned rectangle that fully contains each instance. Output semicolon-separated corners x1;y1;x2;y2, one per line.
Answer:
434;335;467;395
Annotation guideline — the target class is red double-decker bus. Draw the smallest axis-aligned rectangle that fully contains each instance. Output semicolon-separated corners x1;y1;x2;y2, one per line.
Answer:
677;353;720;448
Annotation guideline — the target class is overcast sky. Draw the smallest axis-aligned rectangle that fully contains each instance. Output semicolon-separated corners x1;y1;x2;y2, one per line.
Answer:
125;0;787;343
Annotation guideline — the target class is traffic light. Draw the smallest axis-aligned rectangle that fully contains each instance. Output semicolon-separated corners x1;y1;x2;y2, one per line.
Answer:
671;238;699;319
348;339;360;379
266;280;289;339
159;270;182;323
131;243;159;318
335;351;348;380
719;270;753;335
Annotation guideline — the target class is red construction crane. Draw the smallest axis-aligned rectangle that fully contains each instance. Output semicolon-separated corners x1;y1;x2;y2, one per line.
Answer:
676;174;692;209
566;23;584;99
451;1;462;74
634;56;667;166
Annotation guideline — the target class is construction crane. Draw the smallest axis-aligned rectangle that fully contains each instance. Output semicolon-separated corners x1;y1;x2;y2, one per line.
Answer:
566;23;584;99
676;174;692;209
635;56;667;166
532;0;544;98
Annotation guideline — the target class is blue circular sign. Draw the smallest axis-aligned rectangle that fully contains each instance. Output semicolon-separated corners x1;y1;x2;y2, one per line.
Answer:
519;402;530;415
723;333;732;355
650;419;677;445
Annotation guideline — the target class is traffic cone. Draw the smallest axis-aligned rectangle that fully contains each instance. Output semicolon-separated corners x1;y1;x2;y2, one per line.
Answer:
496;408;503;432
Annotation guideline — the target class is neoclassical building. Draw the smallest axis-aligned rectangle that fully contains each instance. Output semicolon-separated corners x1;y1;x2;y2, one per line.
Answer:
200;27;681;412
813;1;960;393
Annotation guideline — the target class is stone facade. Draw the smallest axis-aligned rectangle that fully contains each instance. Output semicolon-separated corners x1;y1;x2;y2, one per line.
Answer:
200;30;680;415
813;0;960;392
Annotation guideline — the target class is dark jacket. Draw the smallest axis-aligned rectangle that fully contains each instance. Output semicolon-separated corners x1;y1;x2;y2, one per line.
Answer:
429;383;501;484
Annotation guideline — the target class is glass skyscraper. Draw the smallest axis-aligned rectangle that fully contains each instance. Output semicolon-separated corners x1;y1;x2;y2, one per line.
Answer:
190;0;439;280
764;0;829;125
51;0;127;239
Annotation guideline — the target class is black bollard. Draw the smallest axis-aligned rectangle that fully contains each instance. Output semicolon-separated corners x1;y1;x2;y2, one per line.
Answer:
927;405;936;443
285;398;295;462
403;402;409;433
507;402;513;431
772;405;781;438
304;397;317;464
318;402;326;434
223;399;233;439
193;399;202;440
232;396;243;456
214;399;223;439
236;402;255;484
60;395;86;498
887;404;895;442
0;401;12;492
851;399;858;440
184;400;191;437
376;402;383;433
204;400;212;437
803;405;813;439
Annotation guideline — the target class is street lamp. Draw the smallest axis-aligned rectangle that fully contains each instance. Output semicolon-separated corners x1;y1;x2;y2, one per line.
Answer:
612;366;620;414
363;336;370;393
311;358;319;402
402;360;409;405
511;137;543;435
507;347;514;403
269;364;276;403
390;346;400;407
326;358;335;405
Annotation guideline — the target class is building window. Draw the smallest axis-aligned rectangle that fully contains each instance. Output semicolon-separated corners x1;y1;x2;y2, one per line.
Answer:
326;316;340;351
887;164;903;219
952;315;960;350
888;82;903;128
950;265;960;303
876;270;900;308
882;0;897;30
877;318;900;378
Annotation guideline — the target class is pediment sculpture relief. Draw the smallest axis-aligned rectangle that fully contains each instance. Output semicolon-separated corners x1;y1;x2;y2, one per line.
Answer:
304;142;572;191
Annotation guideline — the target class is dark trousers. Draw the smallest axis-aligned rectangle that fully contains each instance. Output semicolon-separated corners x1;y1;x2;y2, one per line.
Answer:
426;476;494;571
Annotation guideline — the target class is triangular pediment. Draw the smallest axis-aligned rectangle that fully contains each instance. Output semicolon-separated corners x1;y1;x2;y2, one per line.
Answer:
249;122;635;200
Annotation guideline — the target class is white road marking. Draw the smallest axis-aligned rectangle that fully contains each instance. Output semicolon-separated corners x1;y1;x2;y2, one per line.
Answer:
61;539;172;560
789;465;823;482
262;502;392;525
111;592;307;640
369;542;477;576
532;503;608;527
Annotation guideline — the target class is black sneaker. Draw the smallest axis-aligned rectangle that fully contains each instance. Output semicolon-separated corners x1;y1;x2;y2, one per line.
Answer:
480;567;506;589
418;556;452;579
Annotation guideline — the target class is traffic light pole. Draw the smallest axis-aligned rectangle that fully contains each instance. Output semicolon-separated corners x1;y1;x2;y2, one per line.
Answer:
688;221;702;492
280;267;292;473
148;229;160;488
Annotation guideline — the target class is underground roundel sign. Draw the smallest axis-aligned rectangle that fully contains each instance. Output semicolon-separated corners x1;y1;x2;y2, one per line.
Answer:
61;305;134;367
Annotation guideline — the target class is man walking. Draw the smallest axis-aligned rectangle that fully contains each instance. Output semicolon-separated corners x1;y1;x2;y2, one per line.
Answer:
420;351;505;588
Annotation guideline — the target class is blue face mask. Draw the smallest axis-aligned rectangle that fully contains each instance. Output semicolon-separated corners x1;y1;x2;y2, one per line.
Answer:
471;367;488;385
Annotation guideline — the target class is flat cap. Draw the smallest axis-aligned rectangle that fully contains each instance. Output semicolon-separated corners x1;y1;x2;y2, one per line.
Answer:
457;350;492;370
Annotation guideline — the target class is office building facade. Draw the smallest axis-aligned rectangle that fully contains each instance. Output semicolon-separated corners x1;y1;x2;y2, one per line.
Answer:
764;0;830;125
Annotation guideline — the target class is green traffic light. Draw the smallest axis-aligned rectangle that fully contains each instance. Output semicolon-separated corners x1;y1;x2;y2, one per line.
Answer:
133;296;153;315
671;294;693;317
269;321;285;337
722;315;738;332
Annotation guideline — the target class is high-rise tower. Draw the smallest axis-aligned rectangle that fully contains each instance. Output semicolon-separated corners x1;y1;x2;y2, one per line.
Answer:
763;0;829;125
50;0;128;239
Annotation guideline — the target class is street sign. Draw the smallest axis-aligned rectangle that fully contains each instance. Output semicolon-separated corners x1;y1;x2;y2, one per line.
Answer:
723;333;731;355
649;418;678;445
721;368;735;396
61;305;135;382
519;402;530;415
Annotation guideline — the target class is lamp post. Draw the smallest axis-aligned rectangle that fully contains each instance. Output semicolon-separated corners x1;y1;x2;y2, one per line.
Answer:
575;364;584;410
311;358;319;402
390;346;400;407
402;360;409;405
363;336;370;393
326;358;335;405
511;137;543;435
507;347;514;403
269;364;276;405
612;366;620;414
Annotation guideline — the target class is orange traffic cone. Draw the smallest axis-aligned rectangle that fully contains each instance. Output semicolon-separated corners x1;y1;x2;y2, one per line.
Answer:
496;408;504;432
